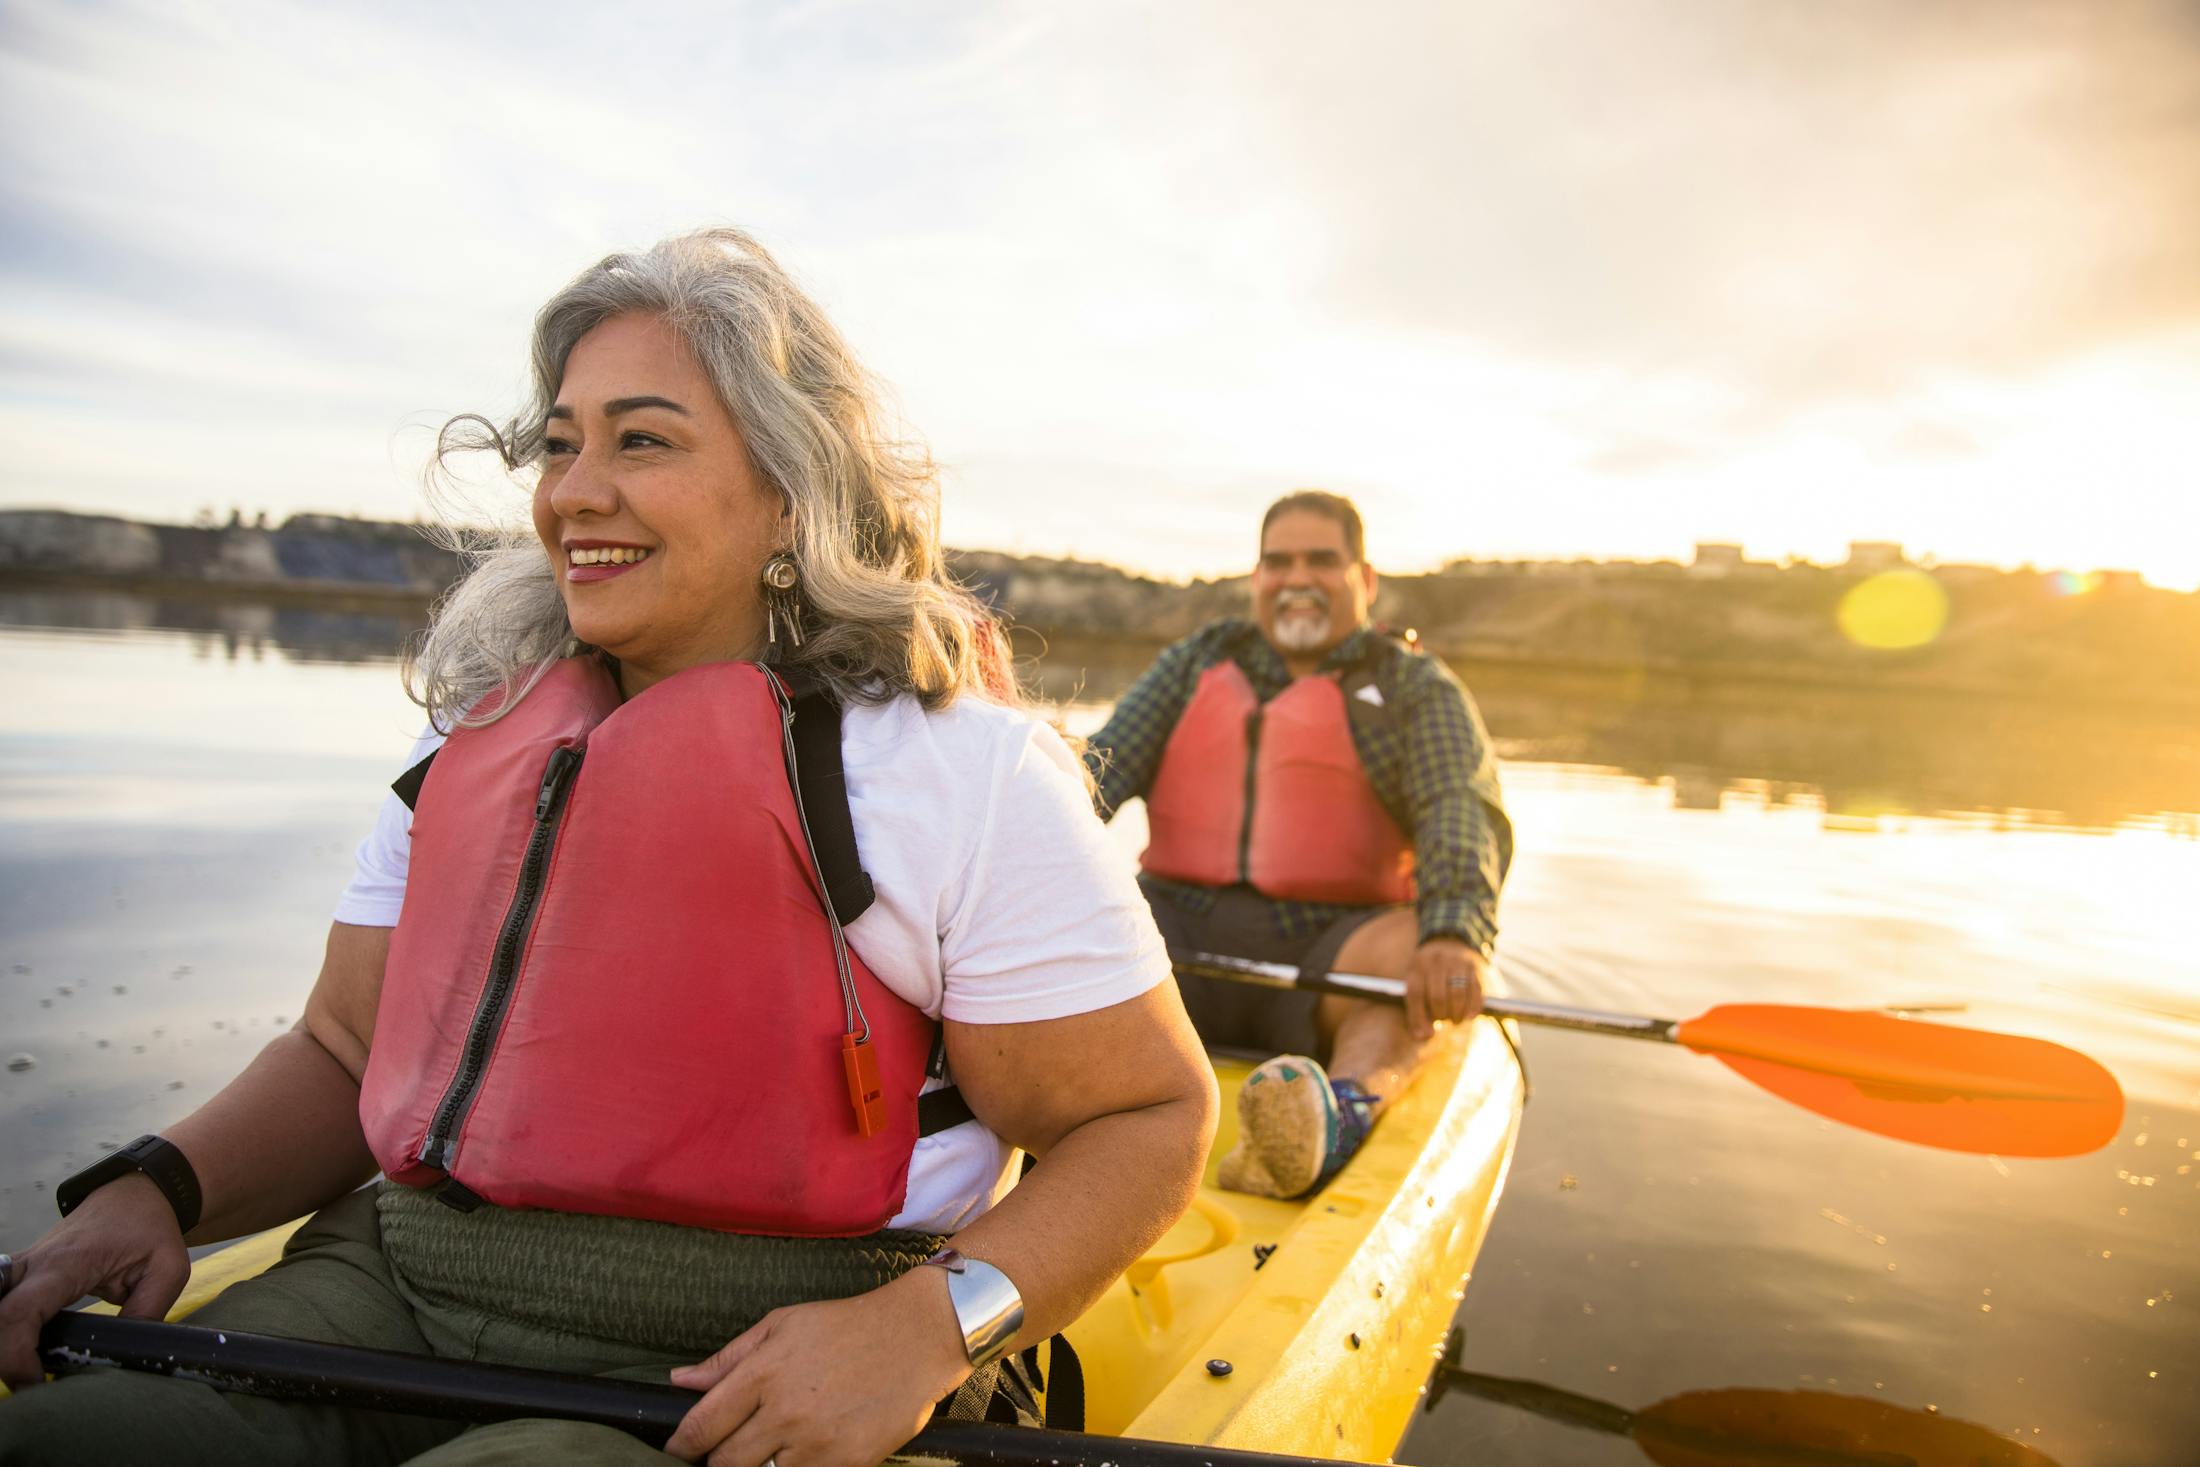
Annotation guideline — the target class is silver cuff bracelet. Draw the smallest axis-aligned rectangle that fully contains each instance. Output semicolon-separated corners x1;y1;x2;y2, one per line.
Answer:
921;1247;1024;1370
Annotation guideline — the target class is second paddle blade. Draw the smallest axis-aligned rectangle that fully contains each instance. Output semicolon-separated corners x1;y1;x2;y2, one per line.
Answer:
1672;1005;2124;1158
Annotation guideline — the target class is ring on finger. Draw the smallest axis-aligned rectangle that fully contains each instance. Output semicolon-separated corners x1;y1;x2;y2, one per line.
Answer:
0;1252;13;1299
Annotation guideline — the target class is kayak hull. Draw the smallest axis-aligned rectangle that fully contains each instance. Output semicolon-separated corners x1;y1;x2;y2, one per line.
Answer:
1071;1018;1523;1457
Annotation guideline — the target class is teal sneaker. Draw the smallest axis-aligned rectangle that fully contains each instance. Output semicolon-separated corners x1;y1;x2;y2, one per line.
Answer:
1218;1055;1380;1199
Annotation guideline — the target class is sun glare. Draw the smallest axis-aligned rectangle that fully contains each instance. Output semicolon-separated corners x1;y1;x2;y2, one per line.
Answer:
1837;570;1950;650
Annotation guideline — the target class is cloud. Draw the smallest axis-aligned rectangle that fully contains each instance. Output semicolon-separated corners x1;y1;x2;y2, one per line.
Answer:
1;0;2195;587
1583;437;1710;478
1883;419;1983;462
1196;0;2200;415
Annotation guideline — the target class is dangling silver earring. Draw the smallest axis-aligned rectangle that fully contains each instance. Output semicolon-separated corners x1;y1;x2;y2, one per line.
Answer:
762;552;803;649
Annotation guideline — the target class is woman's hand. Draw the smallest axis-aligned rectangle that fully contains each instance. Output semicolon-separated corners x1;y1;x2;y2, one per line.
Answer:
0;1174;189;1390
663;1265;971;1467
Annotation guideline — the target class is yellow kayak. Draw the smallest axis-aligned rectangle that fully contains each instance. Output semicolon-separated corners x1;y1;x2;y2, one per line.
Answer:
151;1017;1524;1462
1068;1019;1523;1458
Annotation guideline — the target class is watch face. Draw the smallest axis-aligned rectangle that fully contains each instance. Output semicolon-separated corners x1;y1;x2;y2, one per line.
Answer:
57;1151;132;1215
58;1135;197;1231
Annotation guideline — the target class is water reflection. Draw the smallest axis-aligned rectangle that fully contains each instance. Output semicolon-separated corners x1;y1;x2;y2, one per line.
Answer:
1035;635;2200;834
7;600;2195;835
1409;1002;2198;1467
0;587;427;667
1432;1353;2063;1466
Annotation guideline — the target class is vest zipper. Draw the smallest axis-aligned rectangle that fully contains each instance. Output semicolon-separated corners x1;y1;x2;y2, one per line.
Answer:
1237;707;1263;883
417;743;583;1173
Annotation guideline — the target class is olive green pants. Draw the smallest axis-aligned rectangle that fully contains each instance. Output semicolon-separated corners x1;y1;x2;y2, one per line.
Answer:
0;1186;998;1467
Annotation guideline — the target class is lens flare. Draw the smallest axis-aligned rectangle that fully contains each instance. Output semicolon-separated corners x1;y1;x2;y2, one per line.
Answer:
2050;570;2104;597
1837;570;1949;650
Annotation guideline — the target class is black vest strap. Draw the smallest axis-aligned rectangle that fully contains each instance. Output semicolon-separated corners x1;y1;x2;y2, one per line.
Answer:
392;750;436;812
1025;1335;1087;1430
917;1032;970;1138
916;1086;975;1137
1048;1334;1087;1430
779;672;877;926
1336;662;1400;739
1334;647;1409;829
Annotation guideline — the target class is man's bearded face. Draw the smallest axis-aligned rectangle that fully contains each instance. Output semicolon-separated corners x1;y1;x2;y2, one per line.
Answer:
1252;510;1376;661
1269;587;1334;651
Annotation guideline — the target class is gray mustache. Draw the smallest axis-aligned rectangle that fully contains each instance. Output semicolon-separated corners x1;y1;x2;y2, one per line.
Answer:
1275;589;1329;613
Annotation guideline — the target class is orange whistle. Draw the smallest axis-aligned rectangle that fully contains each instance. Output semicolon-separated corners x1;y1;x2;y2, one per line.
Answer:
841;1031;887;1138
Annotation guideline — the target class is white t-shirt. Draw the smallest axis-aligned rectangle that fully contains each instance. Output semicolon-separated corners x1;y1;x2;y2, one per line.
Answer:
335;691;1169;1233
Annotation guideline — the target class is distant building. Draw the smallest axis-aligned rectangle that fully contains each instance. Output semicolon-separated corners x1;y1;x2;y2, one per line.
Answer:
1691;542;1746;577
1846;541;1907;574
1668;769;1727;812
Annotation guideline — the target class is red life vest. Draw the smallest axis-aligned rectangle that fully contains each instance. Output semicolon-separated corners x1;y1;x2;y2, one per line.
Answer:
1140;660;1415;906
358;657;936;1237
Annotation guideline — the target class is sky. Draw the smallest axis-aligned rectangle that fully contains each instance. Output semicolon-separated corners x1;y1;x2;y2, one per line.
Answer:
3;0;2196;586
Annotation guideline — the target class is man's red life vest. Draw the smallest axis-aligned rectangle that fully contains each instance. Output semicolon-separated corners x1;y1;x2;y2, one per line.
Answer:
1140;660;1414;906
358;657;936;1238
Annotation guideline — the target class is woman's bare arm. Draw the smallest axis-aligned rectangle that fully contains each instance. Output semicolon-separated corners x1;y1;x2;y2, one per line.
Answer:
933;980;1219;1341
664;981;1218;1465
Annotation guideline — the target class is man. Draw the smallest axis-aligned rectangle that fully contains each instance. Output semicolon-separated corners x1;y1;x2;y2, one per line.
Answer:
1084;490;1511;1198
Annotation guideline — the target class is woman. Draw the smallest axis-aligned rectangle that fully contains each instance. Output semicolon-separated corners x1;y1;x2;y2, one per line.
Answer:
0;229;1218;1466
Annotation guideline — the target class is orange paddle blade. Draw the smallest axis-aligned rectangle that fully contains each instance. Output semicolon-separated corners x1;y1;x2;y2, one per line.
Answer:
1638;1387;2061;1467
1672;1005;2124;1157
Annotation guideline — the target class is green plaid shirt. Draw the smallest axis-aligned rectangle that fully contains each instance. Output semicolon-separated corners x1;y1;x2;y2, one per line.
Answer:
1084;618;1512;953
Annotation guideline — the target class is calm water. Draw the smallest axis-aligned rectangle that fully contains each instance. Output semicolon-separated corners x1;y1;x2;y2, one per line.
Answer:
2;592;2196;1466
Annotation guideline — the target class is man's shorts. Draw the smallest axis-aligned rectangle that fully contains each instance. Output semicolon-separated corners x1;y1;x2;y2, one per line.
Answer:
1139;875;1400;1058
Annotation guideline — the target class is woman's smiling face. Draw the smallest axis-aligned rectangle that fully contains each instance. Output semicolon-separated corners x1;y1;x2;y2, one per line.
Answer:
532;312;786;695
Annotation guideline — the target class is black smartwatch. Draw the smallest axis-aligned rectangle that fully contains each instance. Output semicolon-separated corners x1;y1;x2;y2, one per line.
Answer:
55;1134;203;1234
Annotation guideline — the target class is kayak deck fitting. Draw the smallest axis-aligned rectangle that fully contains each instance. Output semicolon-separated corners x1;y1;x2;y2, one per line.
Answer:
150;1017;1524;1462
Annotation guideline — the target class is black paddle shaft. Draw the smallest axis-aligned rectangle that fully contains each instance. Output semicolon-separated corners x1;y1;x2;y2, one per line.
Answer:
1173;951;1678;1041
40;1313;1352;1467
41;1311;685;1437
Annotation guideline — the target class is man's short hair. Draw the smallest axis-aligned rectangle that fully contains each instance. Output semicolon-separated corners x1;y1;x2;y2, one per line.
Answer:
1260;490;1366;564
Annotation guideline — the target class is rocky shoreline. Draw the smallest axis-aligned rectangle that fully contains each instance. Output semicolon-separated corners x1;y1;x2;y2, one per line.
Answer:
0;509;464;602
6;508;2195;709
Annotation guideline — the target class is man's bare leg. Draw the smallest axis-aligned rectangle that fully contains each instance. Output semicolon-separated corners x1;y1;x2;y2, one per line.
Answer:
1316;908;1428;1119
1220;908;1487;1197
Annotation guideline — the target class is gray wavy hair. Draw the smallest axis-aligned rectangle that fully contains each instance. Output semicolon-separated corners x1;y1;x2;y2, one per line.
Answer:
407;228;1008;728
